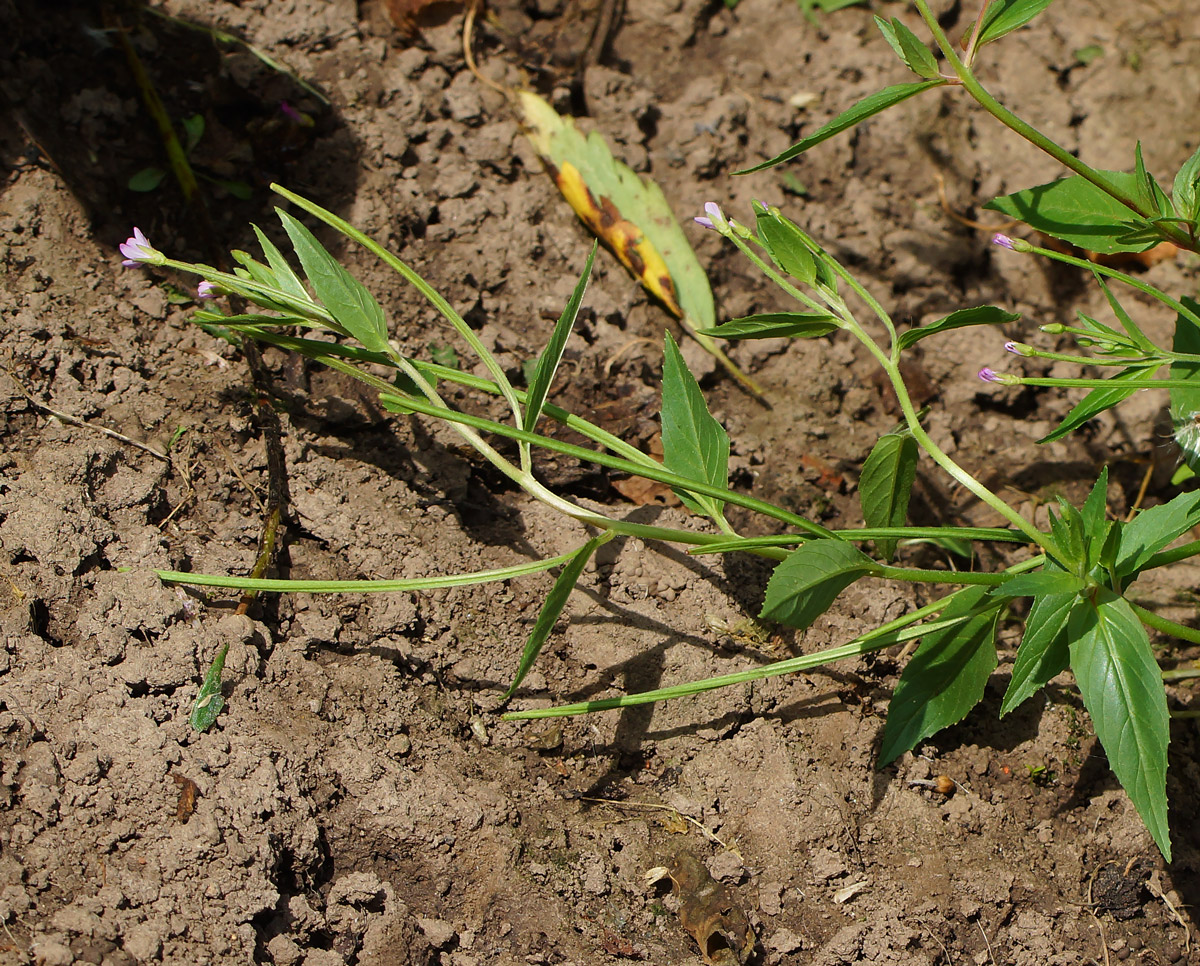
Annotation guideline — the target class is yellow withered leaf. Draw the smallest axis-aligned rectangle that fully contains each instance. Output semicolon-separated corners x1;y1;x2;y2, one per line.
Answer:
518;91;763;398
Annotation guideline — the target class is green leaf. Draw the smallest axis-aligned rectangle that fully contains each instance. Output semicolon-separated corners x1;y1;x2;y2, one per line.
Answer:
798;0;864;23
504;539;604;699
993;571;1084;598
1169;297;1200;474
897;305;1020;351
1093;275;1158;354
889;18;940;79
276;208;390;353
1171;143;1200;222
1081;467;1110;570
524;242;596;433
760;539;877;630
696;313;839;341
1114;488;1200;580
755;205;817;283
660;331;730;517
251;224;311;304
735;81;945;174
190;642;230;732
128;167;167;192
975;0;1056;47
859;430;918;560
1037;366;1159;444
983;172;1156;254
1000;591;1073;715
878;586;1001;765
1073;44;1104;66
1068;592;1170;859
181;113;205;154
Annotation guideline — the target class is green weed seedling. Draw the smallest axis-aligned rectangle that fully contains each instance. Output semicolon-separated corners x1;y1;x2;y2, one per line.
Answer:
128;0;1200;861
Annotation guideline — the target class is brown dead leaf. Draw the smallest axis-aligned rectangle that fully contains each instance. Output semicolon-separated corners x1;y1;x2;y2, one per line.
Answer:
172;772;199;824
667;851;755;966
611;475;681;507
384;0;463;34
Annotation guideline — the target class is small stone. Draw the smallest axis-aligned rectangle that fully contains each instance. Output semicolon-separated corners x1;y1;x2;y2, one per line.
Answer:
768;927;803;954
32;939;74;966
418;918;457;949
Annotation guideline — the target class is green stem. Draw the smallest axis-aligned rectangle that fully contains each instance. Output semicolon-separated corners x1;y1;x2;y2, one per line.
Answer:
1002;376;1199;390
1129;602;1200;646
872;565;1011;586
380;390;836;538
911;0;1191;250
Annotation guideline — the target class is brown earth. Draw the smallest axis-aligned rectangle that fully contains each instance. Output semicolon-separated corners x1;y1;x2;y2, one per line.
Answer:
2;1;1200;964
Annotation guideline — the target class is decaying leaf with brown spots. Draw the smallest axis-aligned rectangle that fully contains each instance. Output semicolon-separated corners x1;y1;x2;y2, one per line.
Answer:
518;91;764;398
172;772;199;824
667;851;755;966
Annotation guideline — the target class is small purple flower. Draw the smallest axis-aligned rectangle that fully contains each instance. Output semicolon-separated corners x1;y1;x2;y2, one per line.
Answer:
693;215;715;229
991;232;1015;250
978;367;1001;382
280;100;303;123
1004;341;1019;354
119;227;162;267
197;280;218;299
695;201;728;232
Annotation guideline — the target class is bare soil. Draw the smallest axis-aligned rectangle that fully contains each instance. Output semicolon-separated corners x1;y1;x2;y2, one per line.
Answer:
3;1;1200;964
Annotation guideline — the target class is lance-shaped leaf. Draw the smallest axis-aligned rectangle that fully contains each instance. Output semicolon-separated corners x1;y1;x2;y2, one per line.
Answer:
518;91;711;327
661;332;730;518
755;204;817;284
252;224;310;304
1068;591;1170;859
760;539;877;630
897;305;1020;351
878;586;1001;765
736;80;945;174
1172;143;1200;223
992;570;1084;598
190;642;230;732
276;209;390;352
1037;366;1159;444
974;0;1056;47
874;16;939;79
524;242;596;433
859;430;918;560
696;312;839;341
1000;589;1073;716
983;172;1156;255
1114;489;1200;580
504;538;605;699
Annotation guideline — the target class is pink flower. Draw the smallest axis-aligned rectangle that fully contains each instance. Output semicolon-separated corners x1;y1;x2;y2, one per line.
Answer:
695;201;727;231
197;281;218;299
991;233;1015;250
119;227;162;266
978;367;1001;382
693;216;715;229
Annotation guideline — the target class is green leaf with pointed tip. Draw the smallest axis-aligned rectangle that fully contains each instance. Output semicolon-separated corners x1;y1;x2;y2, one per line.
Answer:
660;332;730;517
1172;143;1200;222
755;206;817;284
735;81;945;174
525;243;596;433
885;17;939;79
1068;592;1170;859
975;0;1056;47
1037;366;1159;444
760;539;877;630
252;224;310;305
1114;488;1200;580
1081;467;1110;569
128;167;167;192
505;538;604;699
190;642;230;732
878;586;1001;765
897;305;1020;351
983;172;1156;254
859;430;918;560
993;571;1084;598
1000;589;1073;716
696;313;839;341
276;208;389;352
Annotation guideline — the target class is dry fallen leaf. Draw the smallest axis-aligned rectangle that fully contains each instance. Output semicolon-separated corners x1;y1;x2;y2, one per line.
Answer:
666;851;755;966
384;0;462;34
171;772;199;824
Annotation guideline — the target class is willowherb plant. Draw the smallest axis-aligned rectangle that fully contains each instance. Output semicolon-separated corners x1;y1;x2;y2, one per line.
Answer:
137;0;1200;860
